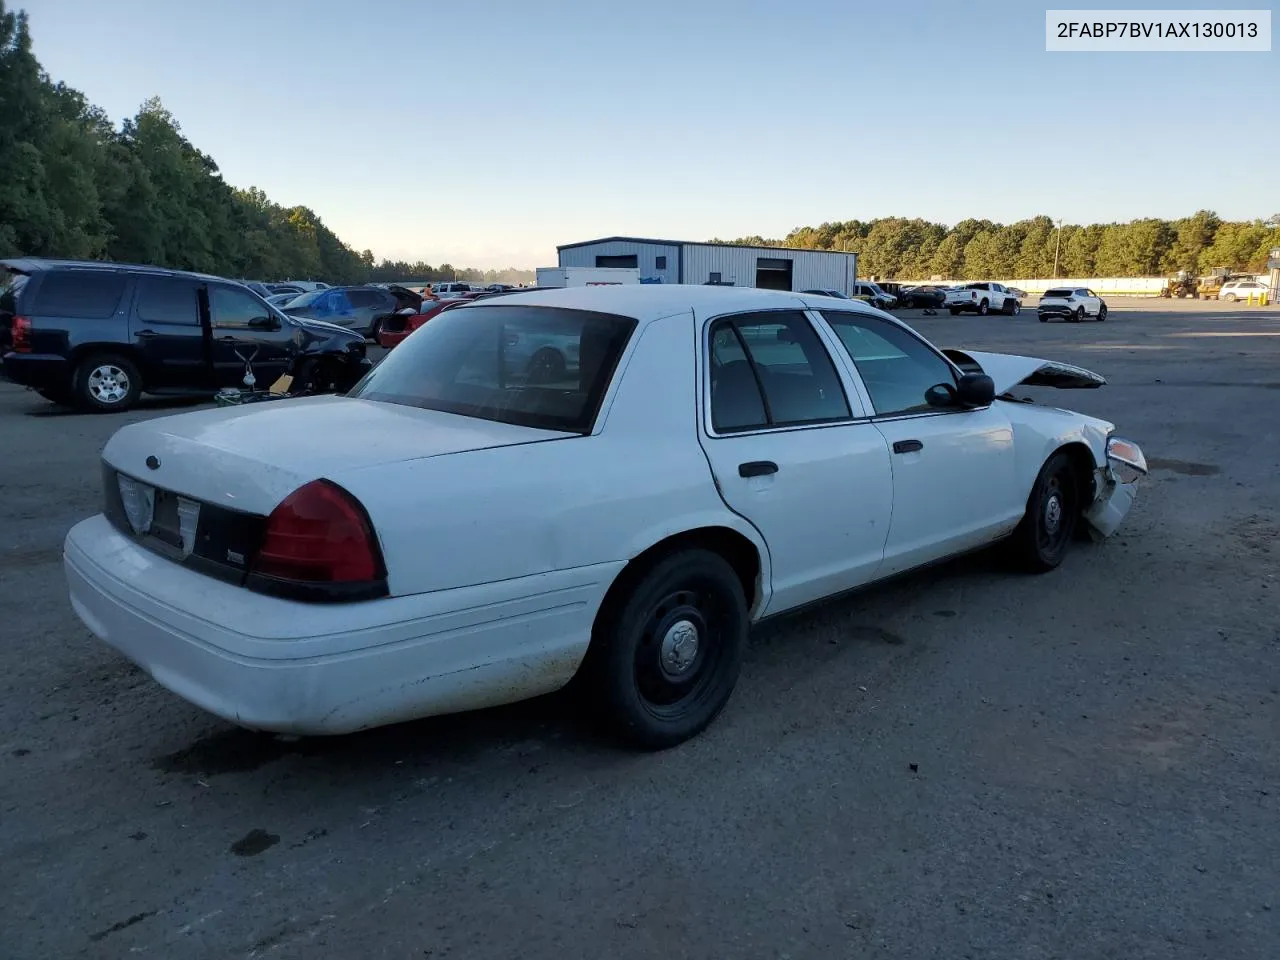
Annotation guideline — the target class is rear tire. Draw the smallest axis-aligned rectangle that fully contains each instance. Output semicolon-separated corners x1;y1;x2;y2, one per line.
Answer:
1007;451;1081;573
905;297;916;309
1223;293;1237;302
582;549;748;749
978;299;989;316
73;354;142;413
1072;307;1085;323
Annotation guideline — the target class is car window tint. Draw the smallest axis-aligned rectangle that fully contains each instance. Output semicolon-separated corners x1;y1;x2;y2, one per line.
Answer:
347;289;379;308
820;311;957;417
135;277;200;325
31;271;126;319
710;311;850;433
349;305;636;434
210;286;271;328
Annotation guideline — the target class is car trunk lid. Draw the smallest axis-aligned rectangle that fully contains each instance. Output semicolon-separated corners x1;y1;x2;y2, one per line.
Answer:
102;395;575;516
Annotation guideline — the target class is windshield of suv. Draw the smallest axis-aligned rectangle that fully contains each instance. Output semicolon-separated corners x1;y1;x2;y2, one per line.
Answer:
349;304;637;433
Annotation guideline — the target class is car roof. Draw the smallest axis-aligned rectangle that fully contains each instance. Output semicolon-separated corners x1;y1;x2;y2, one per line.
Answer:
461;284;886;323
0;256;228;284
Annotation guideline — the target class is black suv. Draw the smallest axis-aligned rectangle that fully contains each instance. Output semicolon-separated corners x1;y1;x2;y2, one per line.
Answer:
0;259;371;412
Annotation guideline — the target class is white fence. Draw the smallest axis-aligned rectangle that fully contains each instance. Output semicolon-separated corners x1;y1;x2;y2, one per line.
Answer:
997;277;1169;297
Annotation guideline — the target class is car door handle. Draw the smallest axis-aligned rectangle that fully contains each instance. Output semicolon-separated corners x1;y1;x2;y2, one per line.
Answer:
218;335;239;342
739;461;778;478
135;329;158;338
892;439;924;454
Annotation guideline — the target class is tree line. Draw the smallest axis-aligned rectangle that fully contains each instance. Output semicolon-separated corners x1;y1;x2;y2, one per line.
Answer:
714;211;1280;282
0;3;533;286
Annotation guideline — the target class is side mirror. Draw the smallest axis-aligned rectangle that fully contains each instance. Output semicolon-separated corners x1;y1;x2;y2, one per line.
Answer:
954;373;995;407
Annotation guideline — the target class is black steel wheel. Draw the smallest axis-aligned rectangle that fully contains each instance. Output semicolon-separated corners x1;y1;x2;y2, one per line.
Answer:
583;549;747;749
1007;451;1080;572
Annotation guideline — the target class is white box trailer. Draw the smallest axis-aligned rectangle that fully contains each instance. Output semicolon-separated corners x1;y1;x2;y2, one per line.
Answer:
536;266;641;288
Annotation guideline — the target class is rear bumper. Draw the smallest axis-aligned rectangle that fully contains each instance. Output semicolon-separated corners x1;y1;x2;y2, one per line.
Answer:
64;514;620;735
2;352;70;389
1038;308;1074;319
377;330;410;349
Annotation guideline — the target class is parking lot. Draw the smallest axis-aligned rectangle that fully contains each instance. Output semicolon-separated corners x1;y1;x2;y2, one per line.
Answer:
2;297;1278;959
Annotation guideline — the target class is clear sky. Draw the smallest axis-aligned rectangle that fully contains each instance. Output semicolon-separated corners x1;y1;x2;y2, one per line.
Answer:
19;0;1278;268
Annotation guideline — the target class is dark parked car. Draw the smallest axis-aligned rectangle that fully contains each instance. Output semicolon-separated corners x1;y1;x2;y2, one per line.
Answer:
282;284;421;338
0;259;371;412
899;285;948;309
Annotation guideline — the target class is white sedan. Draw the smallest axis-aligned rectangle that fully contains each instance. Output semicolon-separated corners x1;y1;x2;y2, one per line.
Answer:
64;286;1148;749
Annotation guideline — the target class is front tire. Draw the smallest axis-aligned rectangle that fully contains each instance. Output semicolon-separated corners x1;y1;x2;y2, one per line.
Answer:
74;354;142;412
1007;451;1081;573
583;549;748;749
1098;304;1108;321
905;296;916;309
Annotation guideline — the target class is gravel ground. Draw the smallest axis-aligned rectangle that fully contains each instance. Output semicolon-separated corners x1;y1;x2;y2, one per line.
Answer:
1;298;1277;959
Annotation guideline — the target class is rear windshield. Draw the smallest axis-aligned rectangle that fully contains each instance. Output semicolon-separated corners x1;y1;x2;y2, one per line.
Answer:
349;304;637;433
31;270;127;319
1043;289;1074;298
0;268;29;314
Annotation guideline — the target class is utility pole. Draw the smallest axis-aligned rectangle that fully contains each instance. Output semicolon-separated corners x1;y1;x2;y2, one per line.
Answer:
1053;219;1064;279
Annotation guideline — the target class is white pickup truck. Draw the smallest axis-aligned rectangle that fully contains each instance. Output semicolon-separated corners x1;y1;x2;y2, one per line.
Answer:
944;282;1022;316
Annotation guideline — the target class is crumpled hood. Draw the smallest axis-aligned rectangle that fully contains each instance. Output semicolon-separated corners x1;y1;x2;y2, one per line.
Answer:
942;349;1106;394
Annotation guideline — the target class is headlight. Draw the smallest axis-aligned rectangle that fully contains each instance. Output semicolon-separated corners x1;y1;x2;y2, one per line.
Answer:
1106;435;1148;483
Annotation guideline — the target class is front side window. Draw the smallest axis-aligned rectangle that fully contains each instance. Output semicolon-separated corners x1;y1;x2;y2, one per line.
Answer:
708;311;850;433
820;311;957;417
349;305;636;433
210;286;273;328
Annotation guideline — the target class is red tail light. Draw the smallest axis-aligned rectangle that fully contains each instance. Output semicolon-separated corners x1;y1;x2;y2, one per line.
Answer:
11;316;32;352
249;479;387;602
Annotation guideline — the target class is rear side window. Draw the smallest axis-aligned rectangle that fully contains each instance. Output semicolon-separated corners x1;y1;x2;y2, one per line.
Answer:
709;311;850;433
0;269;29;314
350;305;636;433
31;271;127;319
347;289;384;308
135;276;201;325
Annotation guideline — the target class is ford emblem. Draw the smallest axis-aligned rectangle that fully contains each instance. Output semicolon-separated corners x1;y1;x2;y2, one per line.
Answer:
145;455;161;471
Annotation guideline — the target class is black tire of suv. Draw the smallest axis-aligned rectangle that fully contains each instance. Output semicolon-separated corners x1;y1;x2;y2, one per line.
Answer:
1073;307;1085;323
1098;305;1108;321
73;354;143;413
978;299;989;316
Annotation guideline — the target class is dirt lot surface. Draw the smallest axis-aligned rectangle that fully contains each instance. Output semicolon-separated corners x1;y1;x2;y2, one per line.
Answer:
2;298;1277;959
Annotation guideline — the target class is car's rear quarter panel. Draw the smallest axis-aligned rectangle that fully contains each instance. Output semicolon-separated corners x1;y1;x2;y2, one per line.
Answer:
334;309;770;600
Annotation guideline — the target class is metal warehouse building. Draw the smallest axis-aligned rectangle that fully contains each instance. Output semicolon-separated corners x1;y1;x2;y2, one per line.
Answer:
557;236;858;295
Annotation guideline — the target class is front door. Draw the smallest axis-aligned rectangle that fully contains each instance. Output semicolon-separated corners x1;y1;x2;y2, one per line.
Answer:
207;284;295;389
129;275;209;390
813;308;1022;576
696;309;894;615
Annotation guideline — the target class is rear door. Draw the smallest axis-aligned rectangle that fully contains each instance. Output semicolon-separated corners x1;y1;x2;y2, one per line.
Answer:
696;308;894;615
208;283;294;387
130;275;210;389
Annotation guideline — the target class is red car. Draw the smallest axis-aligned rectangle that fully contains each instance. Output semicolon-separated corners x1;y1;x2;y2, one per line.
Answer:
376;298;468;349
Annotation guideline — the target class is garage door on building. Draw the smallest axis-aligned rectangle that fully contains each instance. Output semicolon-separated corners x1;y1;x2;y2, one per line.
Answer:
755;258;793;291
